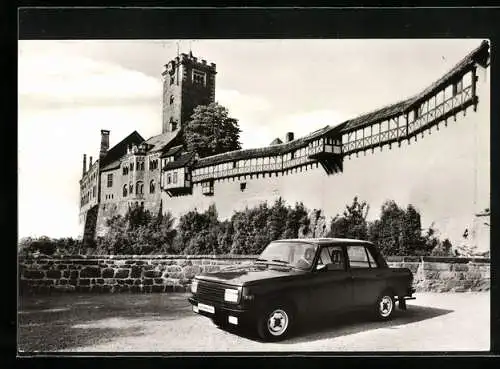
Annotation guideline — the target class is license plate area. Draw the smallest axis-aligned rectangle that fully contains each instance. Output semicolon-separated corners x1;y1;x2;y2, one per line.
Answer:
197;303;215;314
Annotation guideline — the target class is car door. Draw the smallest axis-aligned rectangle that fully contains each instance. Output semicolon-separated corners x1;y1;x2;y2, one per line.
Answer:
346;244;386;307
309;245;353;313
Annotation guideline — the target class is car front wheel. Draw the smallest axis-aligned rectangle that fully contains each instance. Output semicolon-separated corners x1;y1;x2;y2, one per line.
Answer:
257;305;294;341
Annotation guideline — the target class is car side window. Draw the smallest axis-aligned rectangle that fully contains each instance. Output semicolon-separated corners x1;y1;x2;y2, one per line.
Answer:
318;246;345;271
365;247;379;268
347;245;371;268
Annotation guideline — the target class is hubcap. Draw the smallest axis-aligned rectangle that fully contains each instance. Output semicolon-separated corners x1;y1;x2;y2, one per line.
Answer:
379;296;393;317
267;309;289;336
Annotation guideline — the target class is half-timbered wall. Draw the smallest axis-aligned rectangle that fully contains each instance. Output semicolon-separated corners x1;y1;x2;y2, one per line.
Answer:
159;60;489;252
341;67;478;155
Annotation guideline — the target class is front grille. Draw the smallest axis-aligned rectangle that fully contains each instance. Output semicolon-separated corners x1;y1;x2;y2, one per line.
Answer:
196;281;225;303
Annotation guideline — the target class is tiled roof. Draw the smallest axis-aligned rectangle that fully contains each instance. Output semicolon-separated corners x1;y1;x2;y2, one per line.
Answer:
144;131;180;153
270;137;283;145
338;40;489;133
194;125;342;167
99;131;144;170
161;144;184;158
164;152;196;170
100;159;122;172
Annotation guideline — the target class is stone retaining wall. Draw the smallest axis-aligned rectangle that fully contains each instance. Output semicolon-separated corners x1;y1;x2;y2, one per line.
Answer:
18;255;490;294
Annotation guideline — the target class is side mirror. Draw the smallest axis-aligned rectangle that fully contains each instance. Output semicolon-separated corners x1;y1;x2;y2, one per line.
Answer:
315;264;326;272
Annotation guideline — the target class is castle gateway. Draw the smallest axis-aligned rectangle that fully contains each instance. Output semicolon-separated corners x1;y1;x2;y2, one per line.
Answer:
79;42;490;253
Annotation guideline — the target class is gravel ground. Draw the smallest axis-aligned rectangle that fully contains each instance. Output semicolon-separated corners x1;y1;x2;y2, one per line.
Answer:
18;292;490;353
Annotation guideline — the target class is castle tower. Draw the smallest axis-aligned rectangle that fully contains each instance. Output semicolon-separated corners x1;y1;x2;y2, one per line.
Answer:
161;52;216;134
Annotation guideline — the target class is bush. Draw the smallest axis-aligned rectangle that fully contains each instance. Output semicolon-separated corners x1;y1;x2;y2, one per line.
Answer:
95;203;177;255
18;236;83;257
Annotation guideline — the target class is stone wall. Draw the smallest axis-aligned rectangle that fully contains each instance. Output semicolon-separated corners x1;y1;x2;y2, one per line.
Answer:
18;255;490;295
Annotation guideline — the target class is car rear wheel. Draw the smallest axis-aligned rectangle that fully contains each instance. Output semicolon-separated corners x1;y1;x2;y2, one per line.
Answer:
375;293;395;321
257;304;294;341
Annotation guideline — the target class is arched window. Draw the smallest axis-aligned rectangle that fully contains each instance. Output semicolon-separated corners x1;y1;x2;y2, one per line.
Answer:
136;181;143;194
150;180;155;194
130;184;133;194
123;185;128;197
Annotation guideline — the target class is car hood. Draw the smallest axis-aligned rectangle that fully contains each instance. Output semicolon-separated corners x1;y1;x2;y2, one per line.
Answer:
196;261;307;286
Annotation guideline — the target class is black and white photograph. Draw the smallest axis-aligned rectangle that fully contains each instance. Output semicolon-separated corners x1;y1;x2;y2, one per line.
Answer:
17;12;492;354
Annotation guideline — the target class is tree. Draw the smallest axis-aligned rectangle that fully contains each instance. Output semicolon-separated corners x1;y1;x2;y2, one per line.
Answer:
301;209;328;238
431;238;454;256
368;200;407;256
97;205;177;255
455;227;478;257
267;198;288;241
283;202;309;239
328;196;369;240
183;102;242;158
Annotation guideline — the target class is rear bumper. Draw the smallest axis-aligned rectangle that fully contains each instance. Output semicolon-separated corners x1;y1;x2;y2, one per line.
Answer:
188;296;254;326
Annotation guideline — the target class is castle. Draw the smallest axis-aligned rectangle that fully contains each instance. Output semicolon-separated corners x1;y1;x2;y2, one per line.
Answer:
79;42;490;252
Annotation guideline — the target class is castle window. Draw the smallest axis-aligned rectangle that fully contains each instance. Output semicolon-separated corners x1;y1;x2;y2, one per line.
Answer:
192;69;206;86
453;79;463;96
150;180;155;194
107;174;113;188
170;75;175;85
130;184;133;194
123;185;128;197
130;163;134;171
136;181;143;194
240;182;247;192
173;172;178;184
232;161;237;168
167;173;172;184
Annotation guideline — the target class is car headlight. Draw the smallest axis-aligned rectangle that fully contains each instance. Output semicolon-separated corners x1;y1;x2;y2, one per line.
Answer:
190;279;198;294
224;288;240;303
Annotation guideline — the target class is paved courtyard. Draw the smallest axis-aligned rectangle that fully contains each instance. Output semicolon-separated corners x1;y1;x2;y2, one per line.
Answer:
18;292;490;353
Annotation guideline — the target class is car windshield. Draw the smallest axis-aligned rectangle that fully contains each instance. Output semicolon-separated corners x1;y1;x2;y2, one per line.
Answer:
258;241;318;270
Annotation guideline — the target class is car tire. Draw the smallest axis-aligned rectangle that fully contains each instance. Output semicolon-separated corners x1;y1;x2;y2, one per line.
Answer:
256;304;294;342
374;292;395;321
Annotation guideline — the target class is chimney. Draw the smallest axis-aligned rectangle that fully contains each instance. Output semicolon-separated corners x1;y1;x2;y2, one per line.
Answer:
82;154;87;176
100;130;110;158
285;132;294;143
89;156;93;170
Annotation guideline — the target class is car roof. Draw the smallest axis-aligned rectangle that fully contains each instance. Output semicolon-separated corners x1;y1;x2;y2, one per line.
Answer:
272;238;373;245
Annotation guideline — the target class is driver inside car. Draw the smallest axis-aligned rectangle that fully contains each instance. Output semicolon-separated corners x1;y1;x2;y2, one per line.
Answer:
296;247;315;269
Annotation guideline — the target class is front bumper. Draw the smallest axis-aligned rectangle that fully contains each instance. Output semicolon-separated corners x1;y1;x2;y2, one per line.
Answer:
188;296;254;326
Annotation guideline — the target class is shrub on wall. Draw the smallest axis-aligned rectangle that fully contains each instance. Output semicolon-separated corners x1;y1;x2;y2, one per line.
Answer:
22;198;462;257
95;205;178;255
18;236;83;257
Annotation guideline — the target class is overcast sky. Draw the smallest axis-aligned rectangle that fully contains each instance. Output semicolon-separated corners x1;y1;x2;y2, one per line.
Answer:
18;39;483;239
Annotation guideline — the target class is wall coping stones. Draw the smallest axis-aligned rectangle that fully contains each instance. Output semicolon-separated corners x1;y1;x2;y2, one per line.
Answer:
21;254;489;263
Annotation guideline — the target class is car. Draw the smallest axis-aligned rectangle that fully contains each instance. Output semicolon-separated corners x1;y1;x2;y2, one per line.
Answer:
188;238;416;341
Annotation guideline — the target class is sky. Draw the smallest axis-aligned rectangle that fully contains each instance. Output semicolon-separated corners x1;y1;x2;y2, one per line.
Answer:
18;39;485;239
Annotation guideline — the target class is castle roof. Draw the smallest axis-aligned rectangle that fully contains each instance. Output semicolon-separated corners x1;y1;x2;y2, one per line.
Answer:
164;152;196;170
269;137;283;146
100;130;144;172
338;40;489;133
161;144;184;158
144;131;180;153
193;125;340;167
